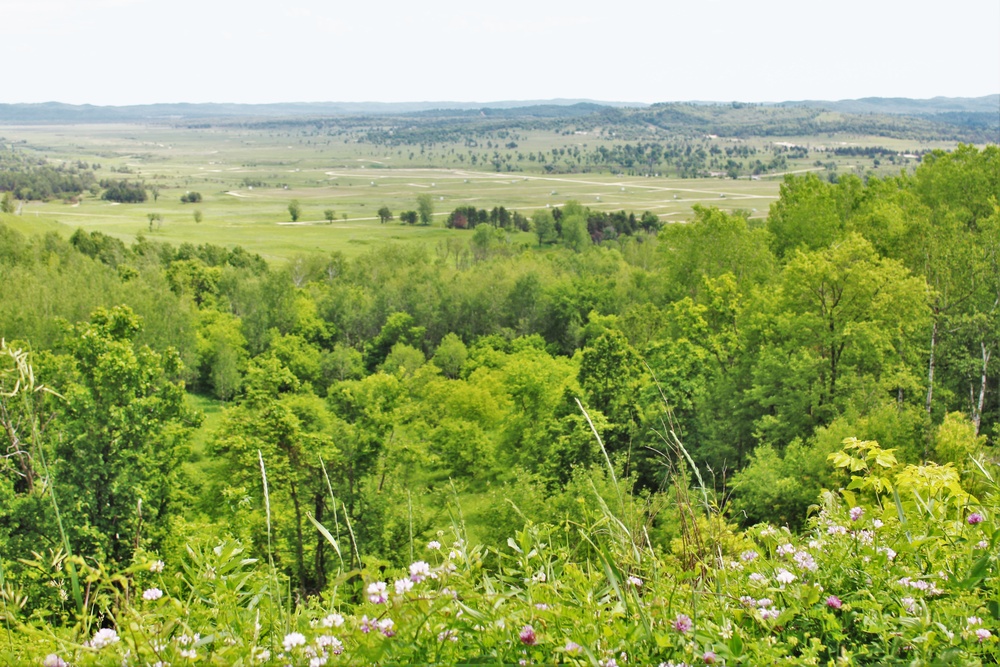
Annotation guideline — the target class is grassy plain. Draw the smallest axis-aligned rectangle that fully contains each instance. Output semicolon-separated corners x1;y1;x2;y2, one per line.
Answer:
0;122;961;261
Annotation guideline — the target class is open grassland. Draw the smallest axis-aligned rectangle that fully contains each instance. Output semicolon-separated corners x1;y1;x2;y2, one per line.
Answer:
0;122;963;260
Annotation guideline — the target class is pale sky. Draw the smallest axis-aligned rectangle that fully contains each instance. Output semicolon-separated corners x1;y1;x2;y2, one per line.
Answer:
3;0;998;106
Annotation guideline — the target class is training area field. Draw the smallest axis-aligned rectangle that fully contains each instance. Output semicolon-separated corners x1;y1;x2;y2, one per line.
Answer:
0;121;957;260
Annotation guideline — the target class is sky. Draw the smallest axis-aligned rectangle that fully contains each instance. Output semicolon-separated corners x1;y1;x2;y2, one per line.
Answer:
3;0;998;106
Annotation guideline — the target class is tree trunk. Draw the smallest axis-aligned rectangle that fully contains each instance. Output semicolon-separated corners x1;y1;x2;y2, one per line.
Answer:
289;478;307;595
973;342;991;435
925;318;938;416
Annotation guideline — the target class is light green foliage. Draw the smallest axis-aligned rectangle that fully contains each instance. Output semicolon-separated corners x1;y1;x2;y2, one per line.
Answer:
731;440;832;528
657;205;775;300
288;199;301;222
210;355;338;593
767;173;844;258
47;306;194;565
381;342;425;377
268;332;323;388
320;342;364;384
431;332;467;379
195;309;247;400
561;213;590;253
0;191;14;213
531;208;557;246
364;312;426;372
416;193;433;225
934;412;986;485
750;234;929;446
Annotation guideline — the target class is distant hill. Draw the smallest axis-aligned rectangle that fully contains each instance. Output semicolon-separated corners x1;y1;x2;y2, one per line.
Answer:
0;99;643;123
0;96;995;143
776;95;999;115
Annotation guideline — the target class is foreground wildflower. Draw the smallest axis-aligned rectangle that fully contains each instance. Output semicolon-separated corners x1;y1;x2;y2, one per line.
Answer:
367;581;388;604
409;560;431;582
968;512;984;525
673;614;693;633
825;595;842;609
283;632;306;650
519;624;537;645
142;587;163;601
775;569;796;585
88;628;120;649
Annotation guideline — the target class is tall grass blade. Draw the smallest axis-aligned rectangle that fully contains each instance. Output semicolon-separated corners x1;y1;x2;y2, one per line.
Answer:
257;450;283;630
575;397;624;516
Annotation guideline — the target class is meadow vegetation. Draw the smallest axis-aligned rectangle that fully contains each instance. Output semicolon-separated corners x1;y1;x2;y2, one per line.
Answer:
0;109;997;664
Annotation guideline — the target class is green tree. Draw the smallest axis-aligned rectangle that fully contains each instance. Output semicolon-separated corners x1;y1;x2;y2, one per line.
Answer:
211;356;339;593
400;210;418;225
531;209;557;246
749;234;930;446
432;332;468;379
377;206;393;224
766;173;844;259
417;194;434;225
324;209;335;224
1;191;15;213
193;209;203;223
289;199;302;222
49;306;194;564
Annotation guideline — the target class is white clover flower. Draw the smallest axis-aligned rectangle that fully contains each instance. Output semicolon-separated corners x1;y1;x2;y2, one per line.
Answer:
968;616;983;626
872;519;884;529
149;560;165;573
793;551;818;571
409;560;431;582
627;575;642;587
748;572;766;583
367;581;388;604
531;570;546;583
775;569;796;585
395;578;414;595
253;647;271;663
776;543;795;556
322;613;344;628
740;550;759;561
283;632;307;651
310;656;328;667
88;628;120;649
180;648;197;660
142;587;163;601
427;540;441;550
43;655;68;667
976;628;992;642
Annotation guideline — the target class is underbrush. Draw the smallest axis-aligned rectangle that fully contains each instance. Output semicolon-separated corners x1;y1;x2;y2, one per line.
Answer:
2;444;998;666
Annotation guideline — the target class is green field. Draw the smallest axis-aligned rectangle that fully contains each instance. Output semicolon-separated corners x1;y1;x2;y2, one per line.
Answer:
1;121;961;261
